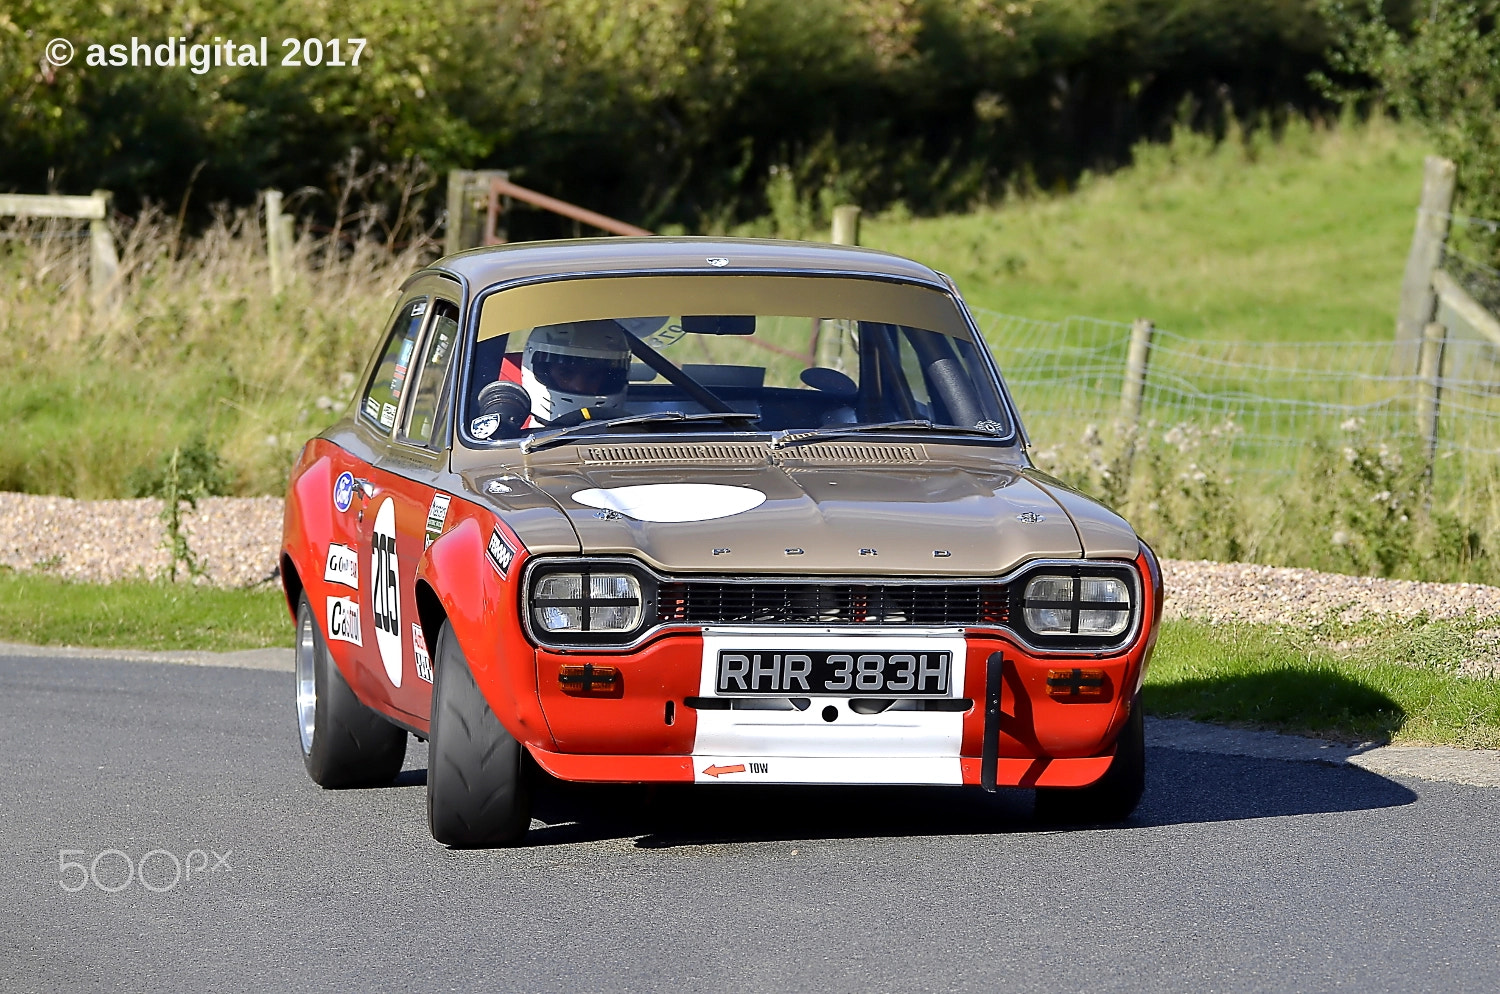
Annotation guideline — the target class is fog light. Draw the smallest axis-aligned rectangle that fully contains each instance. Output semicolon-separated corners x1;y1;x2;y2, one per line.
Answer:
1046;668;1108;698
559;663;619;693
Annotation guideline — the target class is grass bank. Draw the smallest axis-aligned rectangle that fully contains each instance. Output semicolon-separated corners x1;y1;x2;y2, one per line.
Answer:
0;573;289;653
866;116;1427;341
1147;618;1500;749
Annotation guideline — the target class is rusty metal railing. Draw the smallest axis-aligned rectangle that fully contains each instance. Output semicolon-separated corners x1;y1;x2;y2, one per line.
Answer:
484;177;651;243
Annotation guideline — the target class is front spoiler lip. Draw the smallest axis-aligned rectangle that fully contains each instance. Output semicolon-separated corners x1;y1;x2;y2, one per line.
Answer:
526;745;1116;788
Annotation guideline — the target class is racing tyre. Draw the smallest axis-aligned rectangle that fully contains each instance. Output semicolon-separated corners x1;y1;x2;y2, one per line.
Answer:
1033;695;1145;825
295;593;407;788
427;621;533;847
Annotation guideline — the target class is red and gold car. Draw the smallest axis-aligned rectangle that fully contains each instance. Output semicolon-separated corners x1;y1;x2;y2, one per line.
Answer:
280;237;1163;846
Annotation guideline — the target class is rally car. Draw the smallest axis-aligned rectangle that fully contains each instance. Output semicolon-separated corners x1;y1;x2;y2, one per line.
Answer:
280;236;1163;847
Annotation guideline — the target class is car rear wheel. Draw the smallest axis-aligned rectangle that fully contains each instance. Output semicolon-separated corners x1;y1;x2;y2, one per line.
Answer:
1033;695;1145;824
294;593;407;788
427;621;533;847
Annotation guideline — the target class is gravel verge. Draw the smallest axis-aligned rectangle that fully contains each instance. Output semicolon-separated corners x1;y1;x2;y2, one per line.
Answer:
5;492;1500;628
0;492;282;588
1161;558;1500;625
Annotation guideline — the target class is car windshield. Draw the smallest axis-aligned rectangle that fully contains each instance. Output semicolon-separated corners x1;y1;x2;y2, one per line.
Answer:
461;274;1011;443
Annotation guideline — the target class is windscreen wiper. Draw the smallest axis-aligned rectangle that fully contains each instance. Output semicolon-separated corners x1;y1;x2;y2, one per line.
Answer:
769;419;1001;451
522;411;761;454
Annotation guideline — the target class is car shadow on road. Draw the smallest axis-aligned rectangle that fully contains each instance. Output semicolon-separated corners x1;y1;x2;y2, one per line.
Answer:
513;746;1419;849
1145;669;1405;746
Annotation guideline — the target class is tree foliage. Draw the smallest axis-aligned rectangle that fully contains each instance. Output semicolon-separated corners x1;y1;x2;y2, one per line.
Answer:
0;0;1332;229
1320;0;1500;258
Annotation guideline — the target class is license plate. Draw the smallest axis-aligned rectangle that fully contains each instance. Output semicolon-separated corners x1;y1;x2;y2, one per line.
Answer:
715;649;952;696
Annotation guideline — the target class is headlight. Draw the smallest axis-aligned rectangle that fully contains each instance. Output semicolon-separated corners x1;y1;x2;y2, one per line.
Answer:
532;571;642;634
1022;573;1131;638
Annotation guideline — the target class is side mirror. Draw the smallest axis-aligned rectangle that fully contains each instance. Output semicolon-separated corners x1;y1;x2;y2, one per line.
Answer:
475;380;532;438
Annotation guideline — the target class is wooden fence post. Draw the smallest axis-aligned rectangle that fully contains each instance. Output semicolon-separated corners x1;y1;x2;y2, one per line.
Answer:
277;215;294;282
88;190;118;312
1396;156;1457;372
264;189;288;295
1417;319;1448;476
445;169;508;255
1119;318;1155;424
810;205;864;369
831;204;861;246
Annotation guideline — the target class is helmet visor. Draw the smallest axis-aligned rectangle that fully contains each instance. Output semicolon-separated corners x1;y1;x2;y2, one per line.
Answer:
530;351;629;396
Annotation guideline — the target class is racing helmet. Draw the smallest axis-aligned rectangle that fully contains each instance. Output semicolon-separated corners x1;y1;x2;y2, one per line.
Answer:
521;320;632;423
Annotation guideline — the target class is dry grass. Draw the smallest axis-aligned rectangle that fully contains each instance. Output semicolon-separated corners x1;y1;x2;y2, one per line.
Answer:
0;160;440;496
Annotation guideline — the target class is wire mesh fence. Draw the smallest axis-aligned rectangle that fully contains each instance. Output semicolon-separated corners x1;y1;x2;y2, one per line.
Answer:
972;306;1500;490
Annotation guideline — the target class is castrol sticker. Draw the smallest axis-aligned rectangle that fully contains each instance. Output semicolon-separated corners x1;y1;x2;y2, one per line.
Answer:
326;596;362;646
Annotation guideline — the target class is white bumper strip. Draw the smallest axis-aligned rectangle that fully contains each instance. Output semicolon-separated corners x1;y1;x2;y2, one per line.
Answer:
691;755;963;785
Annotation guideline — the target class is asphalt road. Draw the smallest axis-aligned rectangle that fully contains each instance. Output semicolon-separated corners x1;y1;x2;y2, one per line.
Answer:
2;653;1497;994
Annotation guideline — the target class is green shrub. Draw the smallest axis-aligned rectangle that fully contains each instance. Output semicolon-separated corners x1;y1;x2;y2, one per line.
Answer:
1320;0;1500;263
1037;414;1500;583
126;436;231;500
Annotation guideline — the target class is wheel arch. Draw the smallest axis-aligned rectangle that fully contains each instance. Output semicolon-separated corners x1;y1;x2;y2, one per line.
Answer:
415;579;448;660
281;552;304;620
418;516;556;751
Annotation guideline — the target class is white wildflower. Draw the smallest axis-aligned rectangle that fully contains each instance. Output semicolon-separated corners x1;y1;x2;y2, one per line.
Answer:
1081;423;1101;447
315;395;336;411
1331;530;1349;546
1340;417;1364;433
1210;419;1243;439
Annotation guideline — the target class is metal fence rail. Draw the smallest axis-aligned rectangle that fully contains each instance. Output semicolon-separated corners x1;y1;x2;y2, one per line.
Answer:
971;307;1500;482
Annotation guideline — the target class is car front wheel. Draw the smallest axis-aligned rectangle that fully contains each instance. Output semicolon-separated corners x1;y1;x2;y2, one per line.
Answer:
1033;695;1145;824
294;593;407;788
427;621;533;848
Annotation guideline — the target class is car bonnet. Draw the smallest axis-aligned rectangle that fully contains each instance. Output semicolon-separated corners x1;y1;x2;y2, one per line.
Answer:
467;442;1123;575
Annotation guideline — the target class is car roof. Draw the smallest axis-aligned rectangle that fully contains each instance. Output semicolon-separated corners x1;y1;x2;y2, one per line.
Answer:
424;236;948;291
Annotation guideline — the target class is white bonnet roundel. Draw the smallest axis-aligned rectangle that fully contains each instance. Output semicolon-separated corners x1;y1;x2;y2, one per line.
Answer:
571;484;766;523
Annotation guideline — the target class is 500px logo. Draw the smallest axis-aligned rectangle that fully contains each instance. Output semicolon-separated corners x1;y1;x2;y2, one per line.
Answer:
45;36;368;74
59;848;232;893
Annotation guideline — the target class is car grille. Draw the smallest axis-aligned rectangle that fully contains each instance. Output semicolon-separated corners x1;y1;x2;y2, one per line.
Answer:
654;581;1009;627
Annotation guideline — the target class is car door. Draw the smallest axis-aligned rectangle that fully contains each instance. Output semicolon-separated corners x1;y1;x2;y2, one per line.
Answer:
364;293;463;725
344;293;432;718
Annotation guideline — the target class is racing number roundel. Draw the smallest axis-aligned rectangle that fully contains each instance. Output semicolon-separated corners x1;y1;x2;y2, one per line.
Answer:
370;498;402;687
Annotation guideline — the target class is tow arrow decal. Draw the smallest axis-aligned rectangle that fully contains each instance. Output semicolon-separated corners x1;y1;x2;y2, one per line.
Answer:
702;763;746;778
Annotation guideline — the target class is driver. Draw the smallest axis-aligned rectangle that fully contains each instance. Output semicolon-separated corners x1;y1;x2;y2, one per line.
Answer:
521;320;633;424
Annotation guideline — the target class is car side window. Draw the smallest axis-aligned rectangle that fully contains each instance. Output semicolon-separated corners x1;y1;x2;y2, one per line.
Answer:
401;300;460;447
360;298;428;432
